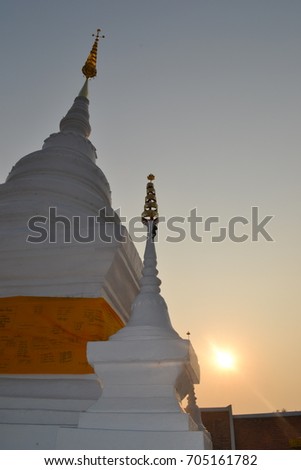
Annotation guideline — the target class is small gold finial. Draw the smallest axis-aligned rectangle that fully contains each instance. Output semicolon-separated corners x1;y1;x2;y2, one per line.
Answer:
82;29;105;79
142;174;159;228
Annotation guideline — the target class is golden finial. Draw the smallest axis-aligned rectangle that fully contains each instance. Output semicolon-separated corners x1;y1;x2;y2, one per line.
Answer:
142;174;159;228
82;29;105;79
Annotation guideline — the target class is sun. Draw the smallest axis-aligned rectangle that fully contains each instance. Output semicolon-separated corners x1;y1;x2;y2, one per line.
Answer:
215;349;236;370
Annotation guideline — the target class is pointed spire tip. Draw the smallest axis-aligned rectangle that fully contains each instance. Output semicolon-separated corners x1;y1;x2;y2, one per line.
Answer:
82;28;105;80
141;174;159;239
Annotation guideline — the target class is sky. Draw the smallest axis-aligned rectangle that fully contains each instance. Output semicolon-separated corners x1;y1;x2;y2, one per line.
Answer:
0;0;300;415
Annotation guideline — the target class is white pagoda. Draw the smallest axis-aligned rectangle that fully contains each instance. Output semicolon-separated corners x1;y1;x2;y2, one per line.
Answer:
0;31;141;448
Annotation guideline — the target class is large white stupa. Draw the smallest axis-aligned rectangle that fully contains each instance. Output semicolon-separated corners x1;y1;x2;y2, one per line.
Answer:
0;31;142;448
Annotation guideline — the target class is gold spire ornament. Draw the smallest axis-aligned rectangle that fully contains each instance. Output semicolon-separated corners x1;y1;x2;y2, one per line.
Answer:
142;174;159;238
82;29;105;79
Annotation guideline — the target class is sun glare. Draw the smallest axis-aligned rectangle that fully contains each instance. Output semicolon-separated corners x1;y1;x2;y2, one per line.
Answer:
215;349;235;370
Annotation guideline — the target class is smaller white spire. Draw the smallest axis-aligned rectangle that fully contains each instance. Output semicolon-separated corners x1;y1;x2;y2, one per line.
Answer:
111;175;179;340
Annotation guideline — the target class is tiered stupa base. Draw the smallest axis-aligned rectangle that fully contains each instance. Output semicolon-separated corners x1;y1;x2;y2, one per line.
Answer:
56;330;212;450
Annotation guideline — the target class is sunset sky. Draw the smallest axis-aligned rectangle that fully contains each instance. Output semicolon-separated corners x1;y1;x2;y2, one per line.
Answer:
0;0;300;414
